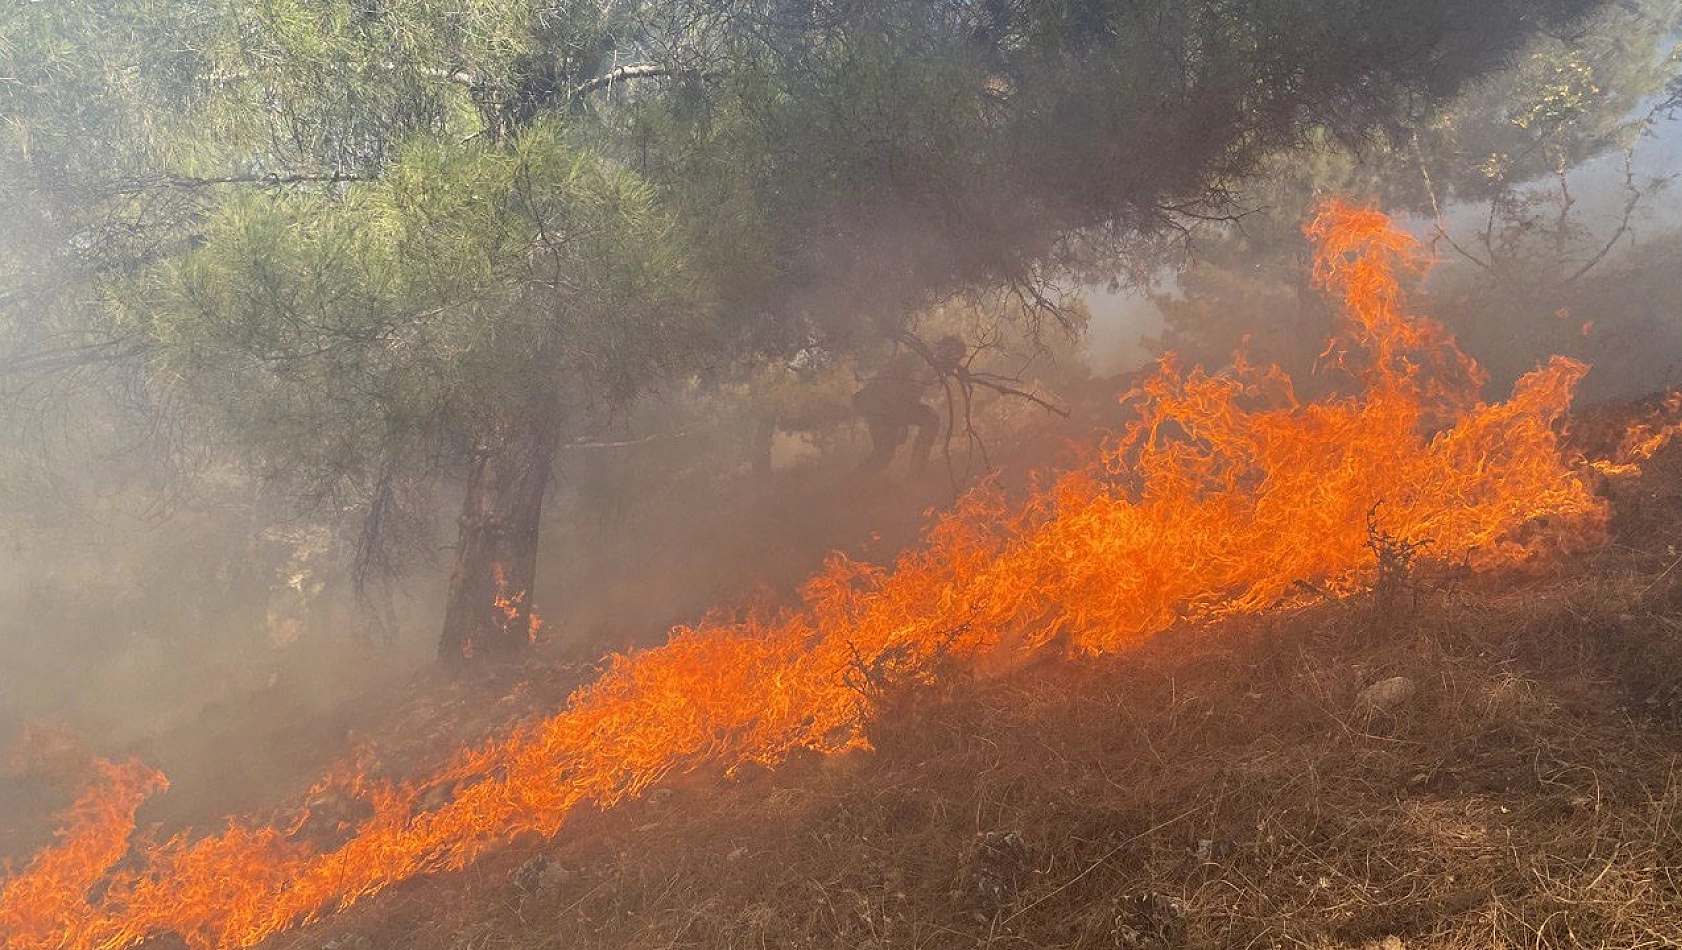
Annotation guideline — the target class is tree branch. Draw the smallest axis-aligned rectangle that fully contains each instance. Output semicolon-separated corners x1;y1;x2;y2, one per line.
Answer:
0;336;147;379
962;371;1070;417
1412;130;1493;273
1561;147;1656;285
570;63;679;101
88;172;370;198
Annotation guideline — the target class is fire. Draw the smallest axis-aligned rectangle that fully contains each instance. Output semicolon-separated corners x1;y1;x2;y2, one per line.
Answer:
491;565;542;647
1591;391;1682;477
0;760;165;948
461;565;542;660
0;202;1621;949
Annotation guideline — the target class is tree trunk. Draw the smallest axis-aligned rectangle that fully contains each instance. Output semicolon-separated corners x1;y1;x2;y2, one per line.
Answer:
438;406;561;664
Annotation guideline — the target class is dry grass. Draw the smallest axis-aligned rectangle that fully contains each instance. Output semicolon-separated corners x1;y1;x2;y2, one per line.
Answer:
252;534;1682;950
242;430;1682;950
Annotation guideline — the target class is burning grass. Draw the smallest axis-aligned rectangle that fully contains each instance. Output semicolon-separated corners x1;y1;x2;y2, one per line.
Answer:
0;201;1664;949
280;541;1682;950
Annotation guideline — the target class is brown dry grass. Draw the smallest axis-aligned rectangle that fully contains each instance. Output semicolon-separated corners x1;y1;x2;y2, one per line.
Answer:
252;526;1682;950
240;428;1682;950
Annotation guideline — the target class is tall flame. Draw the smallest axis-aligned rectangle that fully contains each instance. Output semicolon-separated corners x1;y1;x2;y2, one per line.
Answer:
0;202;1615;949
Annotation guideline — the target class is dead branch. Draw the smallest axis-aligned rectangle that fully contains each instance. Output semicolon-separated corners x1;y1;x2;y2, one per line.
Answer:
88;171;369;198
1413;130;1494;273
571;64;682;100
962;371;1070;418
1561;147;1661;285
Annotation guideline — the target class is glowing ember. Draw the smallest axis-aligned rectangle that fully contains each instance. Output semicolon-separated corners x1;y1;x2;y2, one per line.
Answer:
0;202;1620;949
461;565;542;661
491;565;542;647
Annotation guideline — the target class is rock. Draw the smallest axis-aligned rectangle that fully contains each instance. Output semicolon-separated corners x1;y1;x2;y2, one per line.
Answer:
512;854;574;895
959;830;1033;912
539;861;575;891
1190;838;1236;865
1356;676;1417;713
512;854;549;892
1113;892;1186;945
1113;923;1146;946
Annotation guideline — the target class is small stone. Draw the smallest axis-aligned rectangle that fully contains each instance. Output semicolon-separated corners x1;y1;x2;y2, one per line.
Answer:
647;788;675;807
1190;838;1235;865
538;861;575;891
512;854;573;894
1144;892;1184;921
512;855;548;892
1356;676;1417;713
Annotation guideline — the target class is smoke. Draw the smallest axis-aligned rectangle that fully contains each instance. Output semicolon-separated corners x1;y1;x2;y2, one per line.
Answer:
1;0;1680;896
1422;112;1682;404
1082;285;1167;377
0;276;1095;871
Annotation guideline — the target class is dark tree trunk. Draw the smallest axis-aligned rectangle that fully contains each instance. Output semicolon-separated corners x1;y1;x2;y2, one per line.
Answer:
438;406;561;664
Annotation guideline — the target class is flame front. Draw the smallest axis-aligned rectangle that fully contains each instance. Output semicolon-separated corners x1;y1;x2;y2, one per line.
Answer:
0;202;1615;950
1591;391;1682;477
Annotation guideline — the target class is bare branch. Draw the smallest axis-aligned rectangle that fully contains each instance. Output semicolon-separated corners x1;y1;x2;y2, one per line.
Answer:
571;64;680;101
0;336;147;379
1561;147;1663;285
558;430;690;450
962;371;1070;417
89;171;370;198
1412;130;1493;272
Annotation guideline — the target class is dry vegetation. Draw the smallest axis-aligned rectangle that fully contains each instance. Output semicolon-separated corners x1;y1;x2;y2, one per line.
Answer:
234;441;1682;950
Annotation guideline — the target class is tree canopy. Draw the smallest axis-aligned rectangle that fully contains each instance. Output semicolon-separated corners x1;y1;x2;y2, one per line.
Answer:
1148;0;1682;398
0;0;1615;660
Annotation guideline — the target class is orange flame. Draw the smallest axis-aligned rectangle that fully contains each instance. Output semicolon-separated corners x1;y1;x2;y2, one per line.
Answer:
1591;391;1682;477
461;566;542;661
0;760;166;948
490;565;541;647
0;202;1619;949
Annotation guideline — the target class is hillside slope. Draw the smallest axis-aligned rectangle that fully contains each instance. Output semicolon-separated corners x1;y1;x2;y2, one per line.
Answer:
261;448;1682;950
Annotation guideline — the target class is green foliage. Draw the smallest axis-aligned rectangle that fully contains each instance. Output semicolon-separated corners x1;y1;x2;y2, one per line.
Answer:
0;0;1626;609
607;0;1613;357
139;122;709;501
1418;0;1682;202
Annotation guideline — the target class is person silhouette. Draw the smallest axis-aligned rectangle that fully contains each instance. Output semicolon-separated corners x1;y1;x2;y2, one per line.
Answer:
852;336;965;474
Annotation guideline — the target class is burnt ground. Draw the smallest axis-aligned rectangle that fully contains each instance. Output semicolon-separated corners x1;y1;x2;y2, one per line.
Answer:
10;401;1682;950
